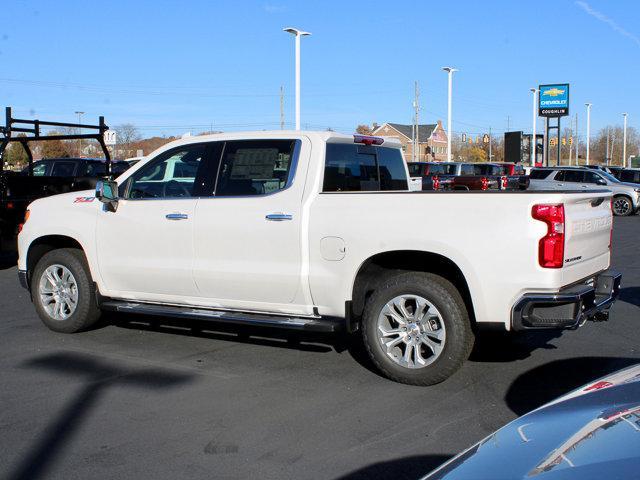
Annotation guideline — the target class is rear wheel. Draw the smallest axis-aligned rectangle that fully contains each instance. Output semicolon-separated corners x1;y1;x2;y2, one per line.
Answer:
31;248;101;333
361;271;474;386
612;196;633;216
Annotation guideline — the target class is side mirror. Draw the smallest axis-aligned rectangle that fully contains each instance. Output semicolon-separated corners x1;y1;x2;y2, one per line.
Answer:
96;180;119;212
596;178;607;186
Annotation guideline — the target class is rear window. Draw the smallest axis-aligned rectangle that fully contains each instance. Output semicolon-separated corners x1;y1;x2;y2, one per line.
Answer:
323;144;407;192
529;169;552;179
460;164;475;175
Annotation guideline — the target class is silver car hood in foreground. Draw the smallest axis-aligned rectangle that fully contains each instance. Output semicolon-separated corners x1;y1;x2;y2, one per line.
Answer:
425;364;640;480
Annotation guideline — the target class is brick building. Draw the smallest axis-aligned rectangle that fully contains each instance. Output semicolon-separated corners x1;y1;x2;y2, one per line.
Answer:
372;121;449;162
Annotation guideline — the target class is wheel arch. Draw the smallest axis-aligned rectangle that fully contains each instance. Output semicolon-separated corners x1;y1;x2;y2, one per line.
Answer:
349;250;476;329
26;235;86;286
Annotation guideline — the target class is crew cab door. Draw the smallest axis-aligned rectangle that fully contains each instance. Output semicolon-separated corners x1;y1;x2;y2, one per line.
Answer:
192;137;312;314
96;143;211;300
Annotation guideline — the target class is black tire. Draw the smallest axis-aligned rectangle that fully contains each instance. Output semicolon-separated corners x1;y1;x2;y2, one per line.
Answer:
31;248;101;333
361;271;474;386
612;196;633;216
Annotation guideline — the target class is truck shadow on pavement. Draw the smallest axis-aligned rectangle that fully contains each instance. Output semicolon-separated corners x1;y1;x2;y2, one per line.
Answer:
107;312;346;354
334;454;453;480
619;286;640;307
8;351;194;480
505;356;640;416
469;330;564;363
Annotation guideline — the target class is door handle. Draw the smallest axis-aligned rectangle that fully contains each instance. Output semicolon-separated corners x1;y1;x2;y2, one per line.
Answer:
265;213;293;221
165;213;189;220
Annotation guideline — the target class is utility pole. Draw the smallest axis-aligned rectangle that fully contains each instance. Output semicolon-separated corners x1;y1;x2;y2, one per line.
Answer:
506;115;510;132
280;85;285;130
75;111;84;157
623;113;628;167
413;81;420;162
575;113;579;164
585;103;592;165
606;126;610;163
488;127;492;160
530;88;537;166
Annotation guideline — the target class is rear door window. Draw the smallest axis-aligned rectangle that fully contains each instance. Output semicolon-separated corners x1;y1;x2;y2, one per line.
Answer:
214;140;297;196
323;144;407;192
562;170;584;182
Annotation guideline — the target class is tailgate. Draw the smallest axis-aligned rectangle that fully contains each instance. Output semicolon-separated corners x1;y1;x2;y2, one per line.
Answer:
563;192;612;273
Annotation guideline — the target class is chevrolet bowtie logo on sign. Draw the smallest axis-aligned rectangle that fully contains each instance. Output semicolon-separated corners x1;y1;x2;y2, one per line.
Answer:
539;83;569;117
542;87;565;97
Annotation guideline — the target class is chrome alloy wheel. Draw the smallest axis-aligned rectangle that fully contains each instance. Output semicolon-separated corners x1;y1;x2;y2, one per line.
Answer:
613;197;631;216
38;264;79;321
376;294;446;369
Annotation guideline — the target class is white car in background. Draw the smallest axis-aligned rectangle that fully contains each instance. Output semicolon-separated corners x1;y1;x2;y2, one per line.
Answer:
528;166;640;216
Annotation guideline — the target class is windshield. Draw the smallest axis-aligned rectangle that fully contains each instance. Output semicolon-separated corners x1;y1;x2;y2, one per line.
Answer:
599;171;620;183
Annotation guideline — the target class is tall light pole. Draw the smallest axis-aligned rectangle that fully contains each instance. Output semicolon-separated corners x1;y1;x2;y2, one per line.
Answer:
623;112;628;167
442;67;457;162
75;111;84;157
585;103;592;165
283;27;311;131
530;88;537;166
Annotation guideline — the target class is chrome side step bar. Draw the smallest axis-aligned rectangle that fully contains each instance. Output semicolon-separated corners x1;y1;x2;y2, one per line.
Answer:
100;300;342;333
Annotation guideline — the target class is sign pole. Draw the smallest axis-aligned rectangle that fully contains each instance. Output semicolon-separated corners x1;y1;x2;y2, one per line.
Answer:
544;117;549;167
555;117;560;166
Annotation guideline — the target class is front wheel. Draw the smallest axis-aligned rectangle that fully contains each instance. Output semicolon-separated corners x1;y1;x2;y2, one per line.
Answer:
31;248;101;333
361;272;474;386
612;196;633;216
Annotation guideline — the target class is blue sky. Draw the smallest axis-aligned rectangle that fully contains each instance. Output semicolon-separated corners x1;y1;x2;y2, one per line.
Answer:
2;0;639;140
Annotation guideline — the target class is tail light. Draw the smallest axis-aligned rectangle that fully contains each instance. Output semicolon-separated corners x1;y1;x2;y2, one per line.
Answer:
480;177;489;191
532;204;565;268
432;175;441;190
501;176;508;190
6;201;14;210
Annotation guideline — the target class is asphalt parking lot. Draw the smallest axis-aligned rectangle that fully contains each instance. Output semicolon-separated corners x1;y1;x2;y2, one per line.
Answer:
0;218;638;480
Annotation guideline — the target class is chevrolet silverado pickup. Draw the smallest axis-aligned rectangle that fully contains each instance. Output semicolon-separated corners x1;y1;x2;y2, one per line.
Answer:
16;131;621;385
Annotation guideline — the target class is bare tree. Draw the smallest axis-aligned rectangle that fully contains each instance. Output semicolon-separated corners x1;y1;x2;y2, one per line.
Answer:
115;123;142;157
355;124;373;135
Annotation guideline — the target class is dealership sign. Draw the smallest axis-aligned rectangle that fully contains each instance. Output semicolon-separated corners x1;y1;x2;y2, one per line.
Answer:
538;84;569;117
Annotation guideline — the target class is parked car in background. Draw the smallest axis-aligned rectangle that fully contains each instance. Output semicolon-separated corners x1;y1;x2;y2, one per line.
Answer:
618;168;640;185
528;167;640;216
424;363;640;479
1;158;130;250
450;163;527;191
17;131;620;386
491;162;530;190
606;165;625;179
407;162;464;190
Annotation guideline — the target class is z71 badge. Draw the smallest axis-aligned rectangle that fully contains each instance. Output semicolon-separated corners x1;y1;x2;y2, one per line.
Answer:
74;197;95;203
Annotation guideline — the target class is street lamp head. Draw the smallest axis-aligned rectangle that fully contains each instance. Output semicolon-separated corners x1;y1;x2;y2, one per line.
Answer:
623;112;628;117
283;27;311;36
442;66;458;73
530;88;537;93
585;103;592;108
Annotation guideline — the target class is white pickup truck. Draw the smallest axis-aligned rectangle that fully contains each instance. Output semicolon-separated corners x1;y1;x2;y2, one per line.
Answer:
17;132;621;385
